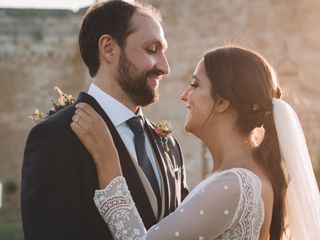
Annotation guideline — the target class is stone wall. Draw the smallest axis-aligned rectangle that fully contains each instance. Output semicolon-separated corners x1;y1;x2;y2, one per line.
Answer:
0;0;320;224
145;0;320;185
0;8;86;223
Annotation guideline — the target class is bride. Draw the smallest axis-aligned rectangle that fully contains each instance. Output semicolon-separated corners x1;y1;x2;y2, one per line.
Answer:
71;46;320;239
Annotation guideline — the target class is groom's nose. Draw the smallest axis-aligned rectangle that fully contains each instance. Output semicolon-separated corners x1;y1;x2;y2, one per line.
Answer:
155;52;170;76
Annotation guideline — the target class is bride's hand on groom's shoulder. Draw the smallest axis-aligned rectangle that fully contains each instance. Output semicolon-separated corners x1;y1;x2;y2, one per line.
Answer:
70;103;122;187
71;103;122;188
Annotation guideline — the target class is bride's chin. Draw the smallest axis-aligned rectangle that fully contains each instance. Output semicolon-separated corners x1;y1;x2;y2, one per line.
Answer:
184;122;192;133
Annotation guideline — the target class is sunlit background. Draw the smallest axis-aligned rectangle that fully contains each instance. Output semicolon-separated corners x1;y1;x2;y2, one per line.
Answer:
0;0;95;11
0;0;319;239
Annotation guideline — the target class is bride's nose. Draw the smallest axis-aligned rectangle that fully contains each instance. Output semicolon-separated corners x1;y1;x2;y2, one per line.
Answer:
180;87;190;102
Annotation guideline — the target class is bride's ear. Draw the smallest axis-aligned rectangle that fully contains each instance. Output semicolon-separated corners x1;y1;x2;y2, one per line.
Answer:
215;96;231;113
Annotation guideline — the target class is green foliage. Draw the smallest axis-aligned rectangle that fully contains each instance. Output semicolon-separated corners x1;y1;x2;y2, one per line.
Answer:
3;180;18;194
0;223;23;240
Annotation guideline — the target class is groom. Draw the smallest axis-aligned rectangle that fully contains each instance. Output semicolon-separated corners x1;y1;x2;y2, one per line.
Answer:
21;1;189;240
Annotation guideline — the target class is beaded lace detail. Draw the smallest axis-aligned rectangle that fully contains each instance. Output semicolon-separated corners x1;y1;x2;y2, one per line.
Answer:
216;169;264;240
94;169;264;240
94;176;145;239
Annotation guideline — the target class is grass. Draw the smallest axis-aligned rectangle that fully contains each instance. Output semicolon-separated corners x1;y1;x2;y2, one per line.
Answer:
0;223;24;240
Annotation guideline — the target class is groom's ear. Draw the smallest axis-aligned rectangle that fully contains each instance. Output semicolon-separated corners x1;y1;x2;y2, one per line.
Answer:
215;96;231;113
98;34;119;63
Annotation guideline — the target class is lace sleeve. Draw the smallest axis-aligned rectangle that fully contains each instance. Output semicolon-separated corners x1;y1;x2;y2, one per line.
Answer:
94;171;247;240
93;176;146;240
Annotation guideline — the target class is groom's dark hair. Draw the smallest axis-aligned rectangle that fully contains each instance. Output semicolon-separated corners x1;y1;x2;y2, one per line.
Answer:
79;0;161;77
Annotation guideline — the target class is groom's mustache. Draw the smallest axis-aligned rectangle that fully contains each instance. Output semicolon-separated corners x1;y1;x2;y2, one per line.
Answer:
146;69;163;79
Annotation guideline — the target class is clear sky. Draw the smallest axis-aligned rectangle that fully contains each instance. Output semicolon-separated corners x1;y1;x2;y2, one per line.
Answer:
0;0;97;11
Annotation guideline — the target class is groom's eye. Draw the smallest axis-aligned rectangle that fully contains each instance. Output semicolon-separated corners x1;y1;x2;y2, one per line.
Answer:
146;47;156;54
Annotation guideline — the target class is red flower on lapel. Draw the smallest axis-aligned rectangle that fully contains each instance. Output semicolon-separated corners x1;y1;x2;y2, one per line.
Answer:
154;120;173;152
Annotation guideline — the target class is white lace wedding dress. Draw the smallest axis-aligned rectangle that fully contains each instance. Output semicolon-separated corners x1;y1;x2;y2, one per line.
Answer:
94;168;264;240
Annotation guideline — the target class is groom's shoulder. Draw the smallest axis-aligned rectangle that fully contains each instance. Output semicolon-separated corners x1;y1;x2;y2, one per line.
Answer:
29;105;75;138
45;105;75;126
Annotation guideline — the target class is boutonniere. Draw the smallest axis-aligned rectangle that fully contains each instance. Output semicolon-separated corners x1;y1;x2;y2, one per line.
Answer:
154;120;173;152
29;87;75;123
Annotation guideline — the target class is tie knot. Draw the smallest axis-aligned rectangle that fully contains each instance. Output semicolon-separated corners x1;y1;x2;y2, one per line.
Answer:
126;116;144;135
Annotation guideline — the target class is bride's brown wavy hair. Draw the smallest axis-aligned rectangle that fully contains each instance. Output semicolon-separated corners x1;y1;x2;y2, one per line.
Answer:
203;46;287;240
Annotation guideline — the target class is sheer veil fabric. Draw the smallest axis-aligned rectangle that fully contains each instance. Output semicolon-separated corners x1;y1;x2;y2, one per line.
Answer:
272;99;320;239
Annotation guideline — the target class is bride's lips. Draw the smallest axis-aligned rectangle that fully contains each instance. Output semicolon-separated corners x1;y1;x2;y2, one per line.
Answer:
186;106;191;117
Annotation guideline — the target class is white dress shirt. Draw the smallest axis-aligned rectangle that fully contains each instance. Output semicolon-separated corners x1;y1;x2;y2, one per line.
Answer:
87;83;161;188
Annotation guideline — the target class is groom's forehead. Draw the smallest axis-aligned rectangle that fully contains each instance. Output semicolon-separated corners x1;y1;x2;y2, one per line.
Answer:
126;12;166;46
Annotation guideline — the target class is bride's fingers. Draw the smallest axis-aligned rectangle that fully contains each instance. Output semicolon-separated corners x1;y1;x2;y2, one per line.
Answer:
70;121;82;137
72;114;90;130
72;114;81;126
71;117;92;138
75;108;90;121
73;116;92;132
76;103;96;117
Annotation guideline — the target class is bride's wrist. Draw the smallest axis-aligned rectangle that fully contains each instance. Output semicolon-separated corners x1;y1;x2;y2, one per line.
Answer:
95;155;122;189
93;150;121;174
93;147;118;164
92;152;105;165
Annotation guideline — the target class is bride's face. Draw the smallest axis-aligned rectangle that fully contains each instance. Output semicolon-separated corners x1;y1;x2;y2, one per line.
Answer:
180;59;215;135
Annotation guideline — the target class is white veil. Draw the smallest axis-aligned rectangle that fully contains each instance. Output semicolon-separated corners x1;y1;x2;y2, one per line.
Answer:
272;99;320;239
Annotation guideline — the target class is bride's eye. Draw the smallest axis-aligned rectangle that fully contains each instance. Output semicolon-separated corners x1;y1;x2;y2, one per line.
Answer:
189;81;198;88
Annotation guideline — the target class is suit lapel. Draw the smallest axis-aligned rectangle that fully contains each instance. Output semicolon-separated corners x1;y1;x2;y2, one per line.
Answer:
76;92;157;228
144;118;177;219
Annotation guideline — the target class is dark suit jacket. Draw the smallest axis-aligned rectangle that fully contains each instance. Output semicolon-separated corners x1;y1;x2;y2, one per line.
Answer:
21;92;189;240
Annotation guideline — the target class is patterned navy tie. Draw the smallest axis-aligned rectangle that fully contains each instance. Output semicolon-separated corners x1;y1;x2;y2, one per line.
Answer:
126;116;161;203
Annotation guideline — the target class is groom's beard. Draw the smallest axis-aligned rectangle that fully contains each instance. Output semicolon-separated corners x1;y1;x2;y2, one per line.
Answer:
117;50;160;107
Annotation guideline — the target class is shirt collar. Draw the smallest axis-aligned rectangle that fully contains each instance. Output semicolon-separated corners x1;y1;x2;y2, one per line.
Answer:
87;83;144;127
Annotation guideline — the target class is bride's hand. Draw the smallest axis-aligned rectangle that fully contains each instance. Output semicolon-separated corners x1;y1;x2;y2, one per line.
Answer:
70;103;122;188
